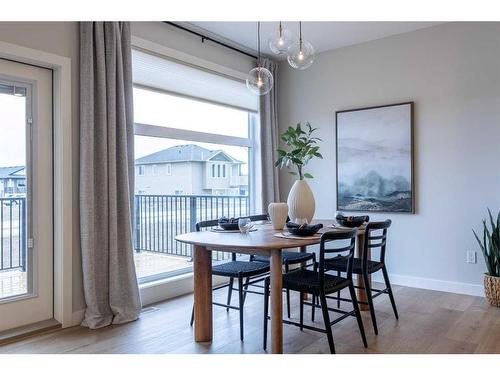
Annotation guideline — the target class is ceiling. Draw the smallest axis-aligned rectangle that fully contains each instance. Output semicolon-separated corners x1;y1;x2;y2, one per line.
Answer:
185;22;442;59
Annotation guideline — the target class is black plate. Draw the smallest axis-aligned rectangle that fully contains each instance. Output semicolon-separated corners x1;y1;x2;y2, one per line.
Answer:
219;222;239;231
287;227;320;237
286;223;323;237
335;214;369;228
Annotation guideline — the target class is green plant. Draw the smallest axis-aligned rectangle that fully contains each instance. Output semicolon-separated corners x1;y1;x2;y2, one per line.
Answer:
275;122;322;180
473;209;500;277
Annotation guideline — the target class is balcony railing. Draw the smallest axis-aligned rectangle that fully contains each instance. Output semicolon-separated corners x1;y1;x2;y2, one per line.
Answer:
0;198;26;272
134;194;250;260
0;195;249;272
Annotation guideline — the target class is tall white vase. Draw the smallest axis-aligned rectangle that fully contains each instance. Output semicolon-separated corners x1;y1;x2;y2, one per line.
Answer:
268;202;288;230
287;180;315;223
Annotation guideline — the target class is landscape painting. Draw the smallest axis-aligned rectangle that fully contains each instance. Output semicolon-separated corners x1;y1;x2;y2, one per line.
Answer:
336;102;414;213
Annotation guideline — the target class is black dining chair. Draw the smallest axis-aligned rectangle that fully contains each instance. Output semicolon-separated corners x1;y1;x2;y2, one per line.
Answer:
250;249;316;318
189;214;270;341
324;220;398;335
262;229;368;354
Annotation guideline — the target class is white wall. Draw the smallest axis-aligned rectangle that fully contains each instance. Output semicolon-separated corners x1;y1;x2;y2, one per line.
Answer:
278;22;500;294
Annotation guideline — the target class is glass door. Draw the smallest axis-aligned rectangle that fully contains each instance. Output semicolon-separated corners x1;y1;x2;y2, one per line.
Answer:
0;58;53;332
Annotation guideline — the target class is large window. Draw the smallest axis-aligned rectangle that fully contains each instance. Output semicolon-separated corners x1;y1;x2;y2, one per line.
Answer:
131;50;259;282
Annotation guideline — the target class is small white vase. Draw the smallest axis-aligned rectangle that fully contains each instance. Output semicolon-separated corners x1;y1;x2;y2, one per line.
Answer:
287;180;315;223
268;202;288;230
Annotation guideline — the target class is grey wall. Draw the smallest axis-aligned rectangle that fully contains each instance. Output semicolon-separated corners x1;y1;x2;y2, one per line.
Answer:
278;22;500;289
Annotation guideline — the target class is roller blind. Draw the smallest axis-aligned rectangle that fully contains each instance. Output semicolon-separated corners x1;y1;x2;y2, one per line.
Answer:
132;49;258;113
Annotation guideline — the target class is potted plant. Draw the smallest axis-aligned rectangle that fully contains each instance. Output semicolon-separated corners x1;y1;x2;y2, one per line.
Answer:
275;122;322;223
473;209;500;307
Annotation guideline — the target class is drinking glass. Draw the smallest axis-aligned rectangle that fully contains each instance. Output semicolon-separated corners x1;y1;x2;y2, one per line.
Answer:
238;217;254;233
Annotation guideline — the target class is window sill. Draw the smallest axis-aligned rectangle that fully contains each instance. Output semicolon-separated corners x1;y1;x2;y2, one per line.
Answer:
139;271;226;306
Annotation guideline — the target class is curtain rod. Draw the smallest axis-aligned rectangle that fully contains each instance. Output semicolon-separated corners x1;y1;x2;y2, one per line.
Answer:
163;21;258;60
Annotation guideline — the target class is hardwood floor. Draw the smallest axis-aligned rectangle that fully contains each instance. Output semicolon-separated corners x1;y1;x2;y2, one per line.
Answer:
1;283;499;354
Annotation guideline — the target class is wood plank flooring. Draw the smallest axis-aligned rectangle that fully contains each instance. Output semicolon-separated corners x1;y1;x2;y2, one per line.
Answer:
1;283;499;354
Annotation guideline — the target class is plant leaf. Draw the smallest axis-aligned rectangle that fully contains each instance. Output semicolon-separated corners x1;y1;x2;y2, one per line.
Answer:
303;173;314;179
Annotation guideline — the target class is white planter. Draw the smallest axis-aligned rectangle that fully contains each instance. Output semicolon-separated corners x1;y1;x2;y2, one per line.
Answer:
268;202;288;230
287;180;315;223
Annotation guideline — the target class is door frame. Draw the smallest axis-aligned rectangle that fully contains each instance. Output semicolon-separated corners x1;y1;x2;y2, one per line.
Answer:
0;41;73;328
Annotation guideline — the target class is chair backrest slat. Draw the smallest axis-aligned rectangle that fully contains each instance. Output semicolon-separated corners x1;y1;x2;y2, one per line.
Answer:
319;229;357;288
362;220;391;267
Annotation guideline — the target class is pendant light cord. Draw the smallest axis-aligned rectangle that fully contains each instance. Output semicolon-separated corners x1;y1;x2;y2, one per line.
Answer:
299;21;303;52
257;21;261;67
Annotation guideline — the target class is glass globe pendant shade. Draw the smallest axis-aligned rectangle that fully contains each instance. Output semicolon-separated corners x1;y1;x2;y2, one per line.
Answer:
268;26;293;55
246;66;274;95
287;39;315;70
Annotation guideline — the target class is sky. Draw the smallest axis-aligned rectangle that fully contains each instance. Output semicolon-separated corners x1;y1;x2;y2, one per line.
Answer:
0;93;26;168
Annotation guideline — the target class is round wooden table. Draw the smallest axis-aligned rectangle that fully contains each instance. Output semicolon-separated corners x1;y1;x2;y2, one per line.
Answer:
176;220;368;354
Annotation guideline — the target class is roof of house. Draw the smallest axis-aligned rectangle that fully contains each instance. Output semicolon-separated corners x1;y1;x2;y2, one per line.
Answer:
0;166;25;179
135;144;243;165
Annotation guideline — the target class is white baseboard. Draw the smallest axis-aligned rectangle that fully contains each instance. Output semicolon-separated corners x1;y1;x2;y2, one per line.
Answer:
372;273;484;297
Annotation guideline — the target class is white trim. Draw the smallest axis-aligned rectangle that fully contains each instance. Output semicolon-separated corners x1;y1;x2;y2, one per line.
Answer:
134;123;252;148
0;41;73;328
139;273;226;307
372;272;484;297
131;36;249;83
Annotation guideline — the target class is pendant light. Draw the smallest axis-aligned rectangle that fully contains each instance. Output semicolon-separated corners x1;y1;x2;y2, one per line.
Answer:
246;22;274;96
287;22;315;70
268;22;293;55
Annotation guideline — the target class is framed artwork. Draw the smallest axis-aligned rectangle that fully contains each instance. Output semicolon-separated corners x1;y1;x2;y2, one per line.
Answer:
336;102;414;213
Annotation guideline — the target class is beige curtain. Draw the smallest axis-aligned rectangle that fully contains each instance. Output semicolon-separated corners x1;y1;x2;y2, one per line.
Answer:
259;58;281;212
79;22;141;329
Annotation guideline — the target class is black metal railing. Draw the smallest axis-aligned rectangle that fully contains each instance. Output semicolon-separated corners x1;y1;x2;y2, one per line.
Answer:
0;197;26;272
134;194;249;260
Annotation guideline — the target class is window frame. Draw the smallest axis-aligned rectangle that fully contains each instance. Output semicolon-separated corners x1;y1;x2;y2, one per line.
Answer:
138;165;145;176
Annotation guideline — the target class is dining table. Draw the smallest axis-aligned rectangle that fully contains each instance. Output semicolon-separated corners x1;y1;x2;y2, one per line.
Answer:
175;219;368;354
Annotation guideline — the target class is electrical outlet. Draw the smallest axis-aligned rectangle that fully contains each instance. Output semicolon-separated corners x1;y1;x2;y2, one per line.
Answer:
466;250;477;264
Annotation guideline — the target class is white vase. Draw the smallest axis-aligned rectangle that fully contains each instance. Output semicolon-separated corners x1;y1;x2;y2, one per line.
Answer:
287;180;315;223
268;202;288;230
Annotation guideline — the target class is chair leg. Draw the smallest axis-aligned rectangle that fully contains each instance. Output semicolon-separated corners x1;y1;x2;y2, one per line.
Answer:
226;277;234;312
348;283;368;348
263;278;270;351
286;289;291;318
238;275;244;341
382;266;399;320
285;262;291;318
311;294;316;322
190;303;194;326
337;270;341;308
242;276;250;304
300;292;304;331
319;293;335;354
363;272;378;335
